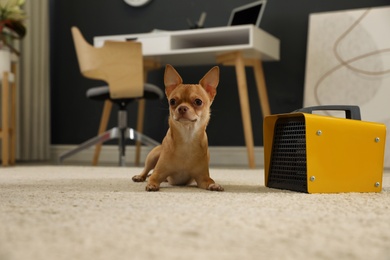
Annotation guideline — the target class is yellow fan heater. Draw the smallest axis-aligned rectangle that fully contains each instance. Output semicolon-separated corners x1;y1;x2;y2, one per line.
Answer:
264;105;386;193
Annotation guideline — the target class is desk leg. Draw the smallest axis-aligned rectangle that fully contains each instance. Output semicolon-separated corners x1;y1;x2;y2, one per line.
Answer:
2;72;9;166
135;99;145;166
135;68;150;166
135;66;151;166
135;62;161;166
233;53;256;169
92;100;113;166
252;59;271;117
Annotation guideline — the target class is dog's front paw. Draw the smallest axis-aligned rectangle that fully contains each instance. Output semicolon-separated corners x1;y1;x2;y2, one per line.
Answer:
132;175;146;182
208;183;224;192
145;184;160;192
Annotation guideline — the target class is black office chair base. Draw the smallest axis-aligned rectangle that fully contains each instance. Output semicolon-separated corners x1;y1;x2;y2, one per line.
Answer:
58;127;160;166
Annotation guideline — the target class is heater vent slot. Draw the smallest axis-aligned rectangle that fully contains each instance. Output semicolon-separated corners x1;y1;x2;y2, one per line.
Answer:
268;117;308;192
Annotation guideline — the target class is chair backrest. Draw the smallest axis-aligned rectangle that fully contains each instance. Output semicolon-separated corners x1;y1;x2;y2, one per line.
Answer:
71;26;144;99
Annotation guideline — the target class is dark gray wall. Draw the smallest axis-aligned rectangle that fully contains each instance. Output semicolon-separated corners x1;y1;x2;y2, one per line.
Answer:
49;0;389;146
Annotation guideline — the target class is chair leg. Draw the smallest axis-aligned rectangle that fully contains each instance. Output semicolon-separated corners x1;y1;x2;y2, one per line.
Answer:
118;108;127;167
59;128;119;163
92;100;113;166
135;99;145;166
58;126;160;165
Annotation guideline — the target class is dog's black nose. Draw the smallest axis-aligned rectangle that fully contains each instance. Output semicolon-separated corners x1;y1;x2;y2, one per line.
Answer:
178;105;188;114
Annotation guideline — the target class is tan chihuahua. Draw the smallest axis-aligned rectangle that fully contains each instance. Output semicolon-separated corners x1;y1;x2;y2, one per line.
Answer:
132;64;224;192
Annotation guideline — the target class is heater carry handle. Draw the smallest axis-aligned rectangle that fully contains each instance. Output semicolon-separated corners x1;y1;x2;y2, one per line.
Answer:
295;105;361;120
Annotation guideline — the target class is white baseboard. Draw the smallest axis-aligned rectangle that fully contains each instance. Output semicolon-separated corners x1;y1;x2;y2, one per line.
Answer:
50;145;264;168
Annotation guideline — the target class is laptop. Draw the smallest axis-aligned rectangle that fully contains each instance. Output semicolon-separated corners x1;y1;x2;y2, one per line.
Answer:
227;0;267;27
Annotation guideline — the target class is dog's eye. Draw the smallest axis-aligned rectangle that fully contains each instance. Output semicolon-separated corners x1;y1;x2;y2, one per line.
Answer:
194;99;203;106
169;99;176;106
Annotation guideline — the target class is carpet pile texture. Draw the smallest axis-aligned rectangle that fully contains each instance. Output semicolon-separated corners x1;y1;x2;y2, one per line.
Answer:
0;166;389;260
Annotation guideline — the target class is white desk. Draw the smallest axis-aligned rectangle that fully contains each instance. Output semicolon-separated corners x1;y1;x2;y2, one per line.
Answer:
94;25;280;168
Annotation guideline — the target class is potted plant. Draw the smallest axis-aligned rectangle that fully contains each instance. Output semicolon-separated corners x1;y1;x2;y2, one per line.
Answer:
0;0;26;74
0;0;26;56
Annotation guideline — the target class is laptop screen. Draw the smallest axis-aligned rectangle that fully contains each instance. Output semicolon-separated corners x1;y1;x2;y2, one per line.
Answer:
228;1;267;27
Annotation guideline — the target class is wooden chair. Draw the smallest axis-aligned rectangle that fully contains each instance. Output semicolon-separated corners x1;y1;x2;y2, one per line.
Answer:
59;26;163;166
0;63;16;166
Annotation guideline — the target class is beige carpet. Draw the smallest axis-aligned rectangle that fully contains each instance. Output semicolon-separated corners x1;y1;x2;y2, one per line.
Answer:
0;166;389;260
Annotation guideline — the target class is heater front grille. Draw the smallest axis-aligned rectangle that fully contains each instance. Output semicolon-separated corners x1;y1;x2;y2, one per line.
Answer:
267;117;308;192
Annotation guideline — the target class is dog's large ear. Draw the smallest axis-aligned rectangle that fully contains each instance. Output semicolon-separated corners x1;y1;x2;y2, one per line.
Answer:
164;64;183;96
199;66;219;101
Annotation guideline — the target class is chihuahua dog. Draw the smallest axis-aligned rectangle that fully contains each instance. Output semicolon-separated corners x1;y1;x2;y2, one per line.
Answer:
132;64;223;192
